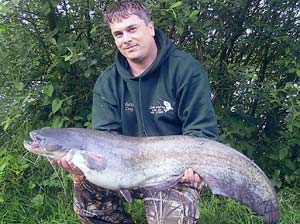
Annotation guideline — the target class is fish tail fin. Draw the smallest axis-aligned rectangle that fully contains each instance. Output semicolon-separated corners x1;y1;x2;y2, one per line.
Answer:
263;209;280;224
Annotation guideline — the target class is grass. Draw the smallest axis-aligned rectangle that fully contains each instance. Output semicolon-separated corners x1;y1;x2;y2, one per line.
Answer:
0;143;299;223
1;168;299;224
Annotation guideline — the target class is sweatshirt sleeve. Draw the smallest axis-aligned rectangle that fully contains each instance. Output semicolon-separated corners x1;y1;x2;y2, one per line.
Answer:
176;62;218;140
92;74;122;133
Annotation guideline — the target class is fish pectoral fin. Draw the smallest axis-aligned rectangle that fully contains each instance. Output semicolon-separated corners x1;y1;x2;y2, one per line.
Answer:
143;175;183;191
120;190;133;203
81;151;107;172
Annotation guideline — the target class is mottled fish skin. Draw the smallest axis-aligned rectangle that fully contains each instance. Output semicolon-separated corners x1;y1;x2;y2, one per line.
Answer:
23;128;280;224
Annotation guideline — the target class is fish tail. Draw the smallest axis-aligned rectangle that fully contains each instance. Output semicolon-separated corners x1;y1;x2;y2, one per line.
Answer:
263;209;280;224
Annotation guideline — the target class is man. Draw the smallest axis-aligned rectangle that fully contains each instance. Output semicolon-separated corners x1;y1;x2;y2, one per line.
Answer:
55;1;218;223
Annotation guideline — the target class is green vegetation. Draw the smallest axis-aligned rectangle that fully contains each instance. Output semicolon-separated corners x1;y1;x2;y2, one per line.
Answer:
1;0;299;223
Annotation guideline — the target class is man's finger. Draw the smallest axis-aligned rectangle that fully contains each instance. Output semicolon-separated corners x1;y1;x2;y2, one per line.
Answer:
182;168;193;182
187;168;195;181
194;173;201;182
181;168;203;183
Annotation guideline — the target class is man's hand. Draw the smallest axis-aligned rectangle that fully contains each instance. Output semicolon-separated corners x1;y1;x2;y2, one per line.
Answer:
52;160;84;181
181;167;201;183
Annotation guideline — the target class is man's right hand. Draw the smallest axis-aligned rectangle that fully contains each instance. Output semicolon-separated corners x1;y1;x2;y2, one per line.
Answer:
52;160;85;181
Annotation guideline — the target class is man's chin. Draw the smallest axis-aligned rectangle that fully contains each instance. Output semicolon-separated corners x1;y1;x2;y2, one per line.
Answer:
126;54;144;63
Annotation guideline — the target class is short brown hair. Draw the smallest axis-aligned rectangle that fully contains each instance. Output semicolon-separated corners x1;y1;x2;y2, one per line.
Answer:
104;0;151;25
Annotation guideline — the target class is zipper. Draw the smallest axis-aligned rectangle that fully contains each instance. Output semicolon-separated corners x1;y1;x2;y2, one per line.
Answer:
138;78;148;136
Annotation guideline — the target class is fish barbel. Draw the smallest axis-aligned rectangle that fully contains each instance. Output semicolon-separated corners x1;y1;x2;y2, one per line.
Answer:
23;128;280;223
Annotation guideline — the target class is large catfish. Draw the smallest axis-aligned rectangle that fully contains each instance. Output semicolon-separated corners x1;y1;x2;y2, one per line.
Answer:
23;128;280;223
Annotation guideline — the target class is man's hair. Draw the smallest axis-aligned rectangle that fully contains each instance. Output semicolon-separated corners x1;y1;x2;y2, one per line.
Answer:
104;0;151;25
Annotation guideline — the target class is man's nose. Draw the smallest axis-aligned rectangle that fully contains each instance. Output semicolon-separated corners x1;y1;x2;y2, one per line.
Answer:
123;32;132;43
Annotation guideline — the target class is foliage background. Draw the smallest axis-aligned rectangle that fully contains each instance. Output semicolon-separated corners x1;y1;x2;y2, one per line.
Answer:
0;0;299;223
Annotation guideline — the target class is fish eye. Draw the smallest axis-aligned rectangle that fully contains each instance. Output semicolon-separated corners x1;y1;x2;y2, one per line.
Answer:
34;134;45;142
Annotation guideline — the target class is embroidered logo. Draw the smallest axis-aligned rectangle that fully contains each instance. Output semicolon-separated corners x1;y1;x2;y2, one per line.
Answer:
124;102;134;112
149;99;174;114
162;100;174;113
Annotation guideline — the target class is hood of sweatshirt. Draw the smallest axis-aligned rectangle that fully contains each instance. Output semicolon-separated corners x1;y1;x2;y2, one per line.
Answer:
115;29;176;81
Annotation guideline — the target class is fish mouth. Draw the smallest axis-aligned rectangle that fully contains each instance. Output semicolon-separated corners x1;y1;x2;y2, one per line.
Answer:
23;132;44;153
23;139;40;154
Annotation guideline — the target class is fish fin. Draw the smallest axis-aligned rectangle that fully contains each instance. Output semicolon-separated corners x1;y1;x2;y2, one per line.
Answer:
120;190;133;203
143;175;182;191
263;209;280;224
81;152;107;172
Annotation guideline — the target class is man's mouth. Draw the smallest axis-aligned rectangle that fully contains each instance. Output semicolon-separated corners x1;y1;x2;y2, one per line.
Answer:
124;45;137;51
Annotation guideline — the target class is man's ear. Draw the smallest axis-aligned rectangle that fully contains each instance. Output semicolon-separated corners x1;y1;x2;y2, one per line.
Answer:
149;21;155;36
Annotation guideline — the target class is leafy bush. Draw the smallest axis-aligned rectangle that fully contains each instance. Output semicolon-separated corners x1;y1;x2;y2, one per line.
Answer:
0;2;299;222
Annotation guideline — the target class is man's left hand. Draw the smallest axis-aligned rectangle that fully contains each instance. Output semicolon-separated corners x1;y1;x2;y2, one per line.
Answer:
181;167;201;183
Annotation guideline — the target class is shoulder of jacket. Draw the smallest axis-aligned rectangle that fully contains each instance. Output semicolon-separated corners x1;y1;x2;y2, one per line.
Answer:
93;64;121;92
95;64;118;83
100;64;118;79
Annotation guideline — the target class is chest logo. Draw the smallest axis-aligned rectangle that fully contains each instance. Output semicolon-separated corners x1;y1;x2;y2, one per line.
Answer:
149;99;174;114
162;100;174;113
124;102;134;112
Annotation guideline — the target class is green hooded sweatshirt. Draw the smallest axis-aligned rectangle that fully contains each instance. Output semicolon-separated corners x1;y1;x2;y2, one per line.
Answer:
92;29;218;140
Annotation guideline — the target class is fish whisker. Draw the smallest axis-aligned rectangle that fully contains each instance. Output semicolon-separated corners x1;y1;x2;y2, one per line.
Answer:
39;146;67;196
21;151;41;166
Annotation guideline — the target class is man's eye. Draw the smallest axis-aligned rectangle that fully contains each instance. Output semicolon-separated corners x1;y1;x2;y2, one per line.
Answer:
129;27;137;32
114;33;122;38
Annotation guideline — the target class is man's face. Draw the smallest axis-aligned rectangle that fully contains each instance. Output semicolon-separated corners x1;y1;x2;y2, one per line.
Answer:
109;14;155;63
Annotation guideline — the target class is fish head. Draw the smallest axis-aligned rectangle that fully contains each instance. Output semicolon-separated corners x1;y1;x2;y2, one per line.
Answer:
23;128;84;160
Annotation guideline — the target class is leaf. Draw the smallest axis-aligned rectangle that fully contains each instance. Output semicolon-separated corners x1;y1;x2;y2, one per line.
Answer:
52;116;64;128
70;53;85;64
189;10;199;18
2;118;10;131
0;163;7;172
48;37;57;45
45;28;58;40
279;148;288;161
43;84;54;97
103;49;115;57
31;194;44;209
41;1;51;15
15;82;24;91
84;69;91;78
285;159;296;171
52;98;63;114
84;121;91;128
0;1;11;15
63;47;73;61
90;59;97;66
28;180;36;190
90;25;98;34
169;1;182;9
73;116;82;121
